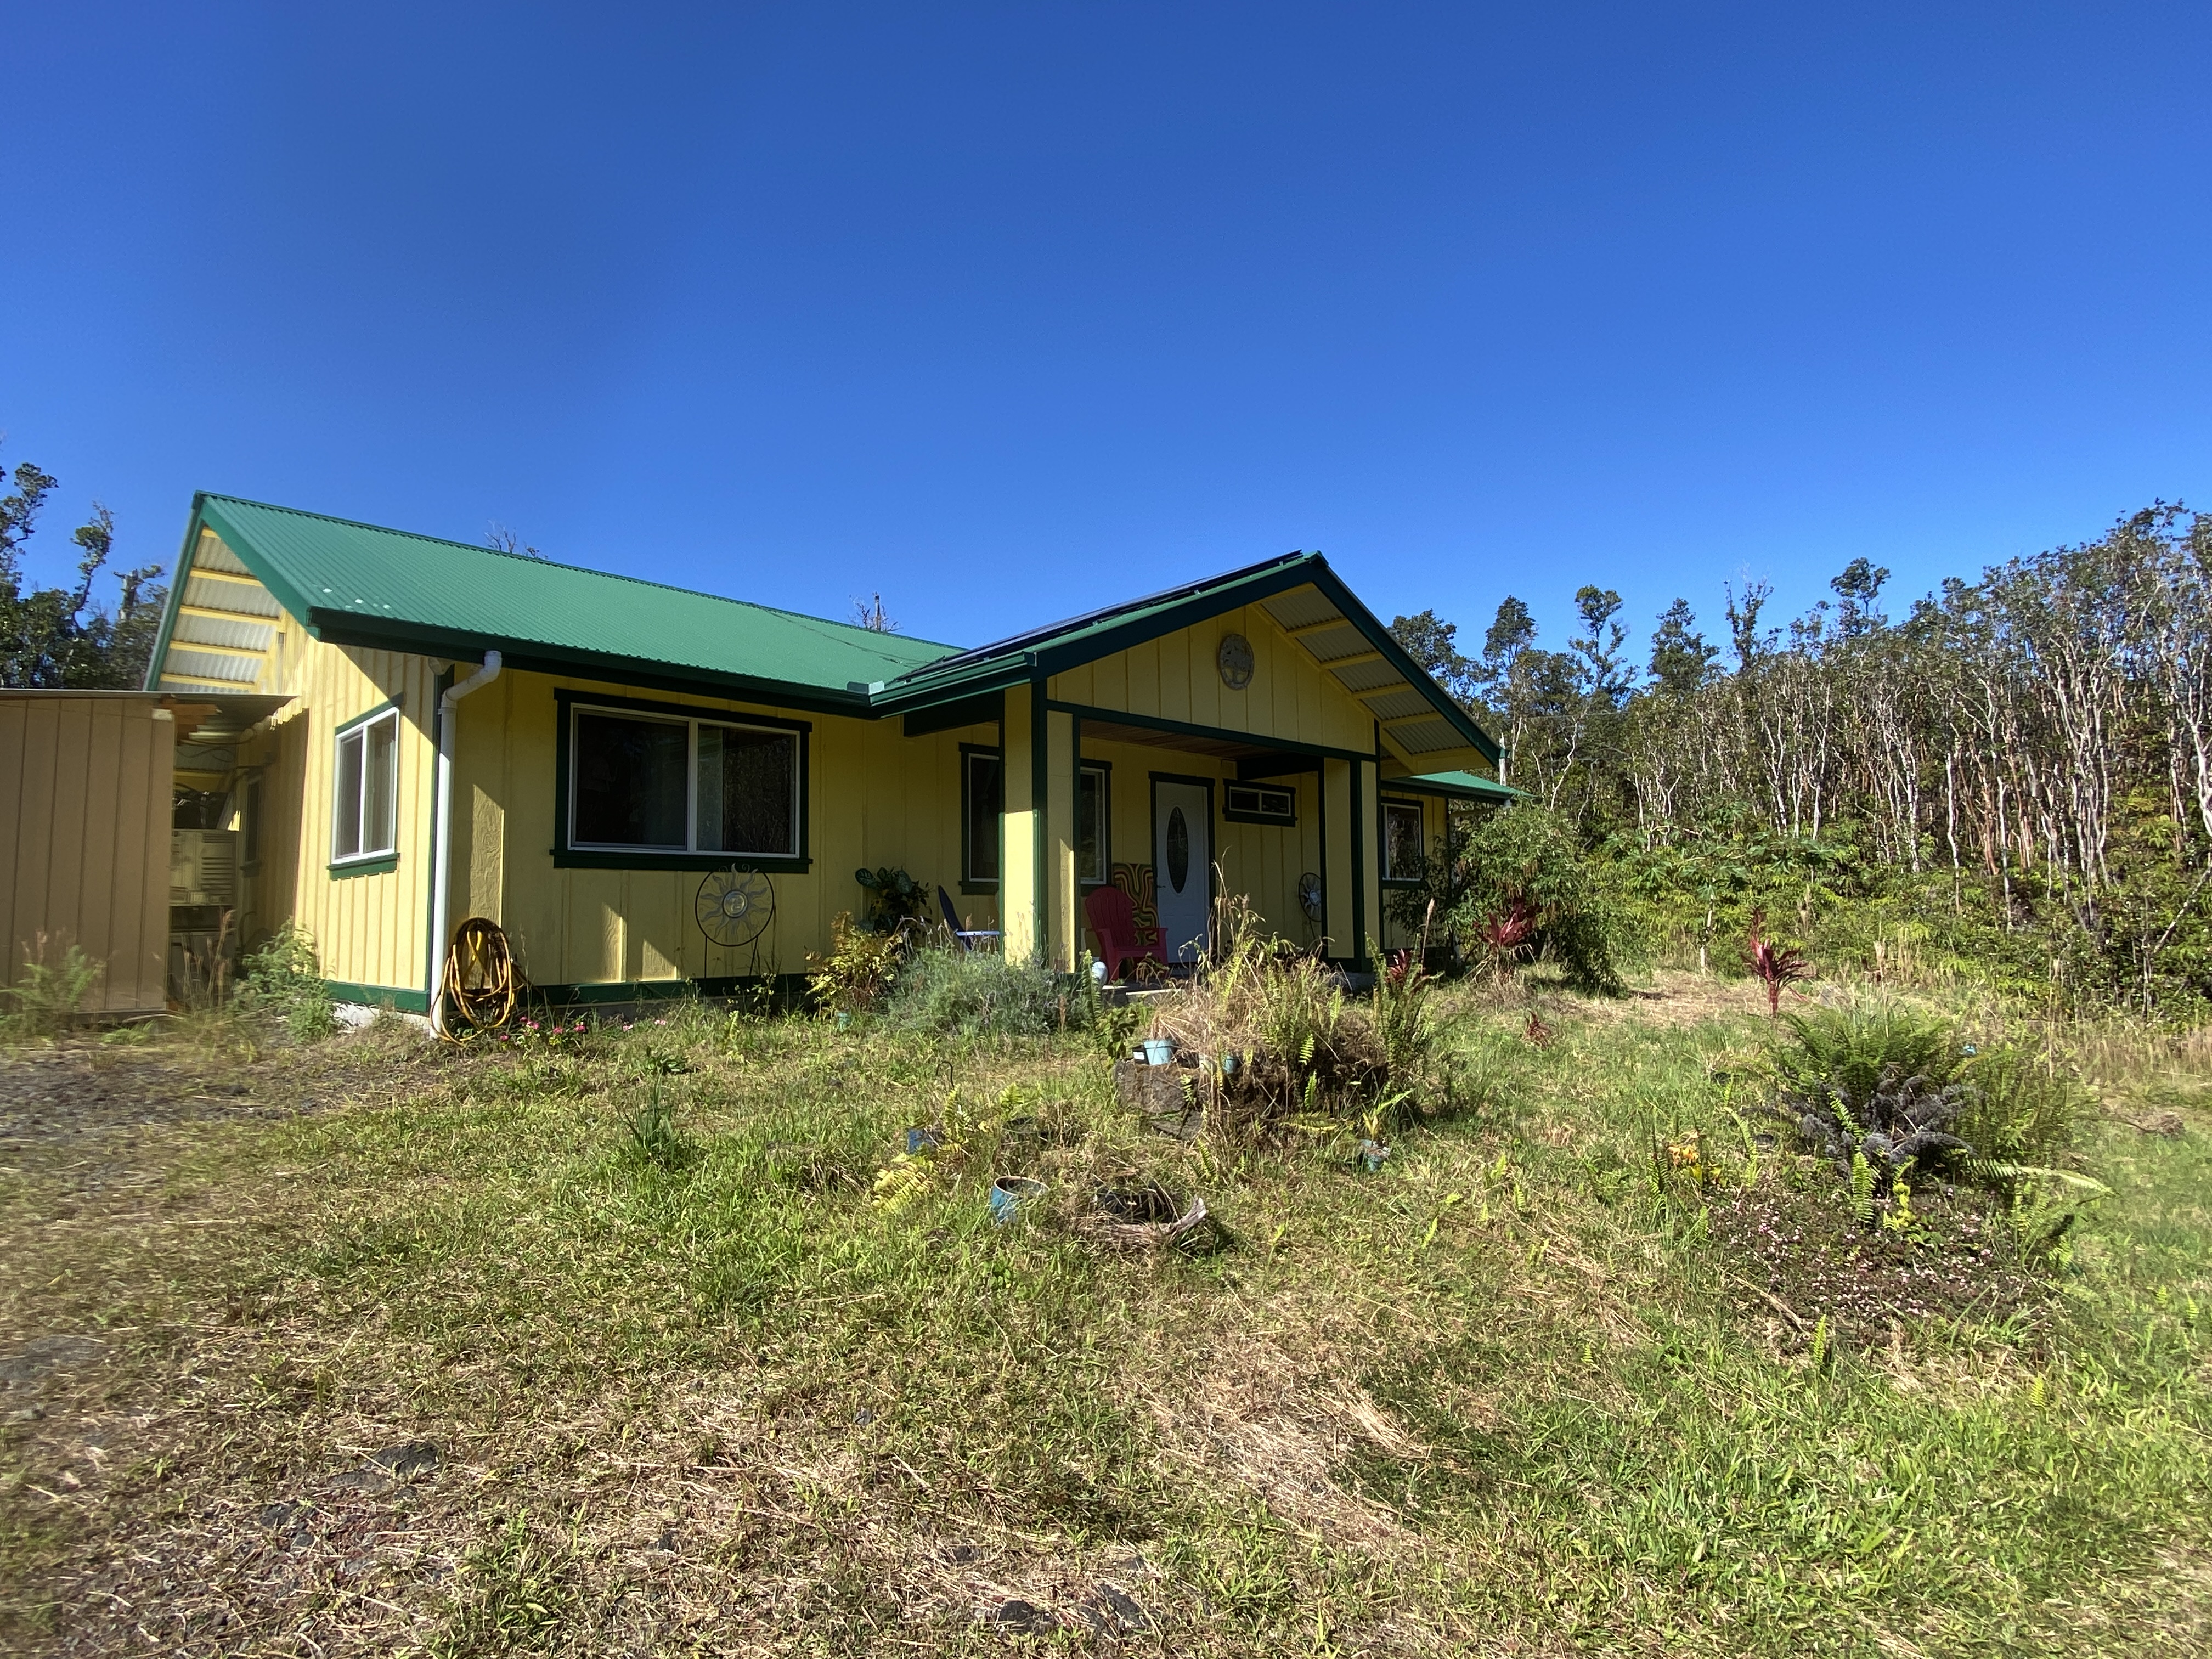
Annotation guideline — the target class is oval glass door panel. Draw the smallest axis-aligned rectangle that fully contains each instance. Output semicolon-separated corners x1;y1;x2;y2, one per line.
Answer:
1166;808;1190;891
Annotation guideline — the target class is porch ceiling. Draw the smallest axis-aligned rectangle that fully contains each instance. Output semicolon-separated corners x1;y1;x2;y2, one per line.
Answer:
1078;716;1293;763
1260;585;1480;759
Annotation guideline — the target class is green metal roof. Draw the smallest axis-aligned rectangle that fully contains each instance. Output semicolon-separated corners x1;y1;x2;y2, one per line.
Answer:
872;548;1500;762
167;495;960;708
1383;769;1523;803
149;496;1498;763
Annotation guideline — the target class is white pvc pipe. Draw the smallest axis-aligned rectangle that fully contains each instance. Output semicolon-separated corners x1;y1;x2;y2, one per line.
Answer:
428;651;501;1034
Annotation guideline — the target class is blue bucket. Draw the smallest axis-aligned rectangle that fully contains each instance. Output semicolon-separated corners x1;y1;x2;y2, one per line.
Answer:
990;1176;1048;1224
1140;1038;1175;1066
906;1126;944;1155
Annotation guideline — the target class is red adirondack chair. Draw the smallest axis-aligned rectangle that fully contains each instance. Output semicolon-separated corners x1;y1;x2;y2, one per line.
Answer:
1085;884;1168;982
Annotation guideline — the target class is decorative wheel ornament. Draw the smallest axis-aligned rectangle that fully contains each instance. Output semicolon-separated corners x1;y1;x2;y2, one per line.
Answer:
1216;632;1255;690
696;867;775;949
1297;871;1325;922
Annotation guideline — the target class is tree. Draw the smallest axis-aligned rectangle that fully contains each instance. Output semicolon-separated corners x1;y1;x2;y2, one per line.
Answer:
1648;598;1717;697
0;452;165;689
1389;608;1476;702
850;592;898;633
486;522;548;560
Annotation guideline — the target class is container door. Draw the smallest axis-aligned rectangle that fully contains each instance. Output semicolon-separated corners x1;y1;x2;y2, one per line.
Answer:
1153;781;1211;962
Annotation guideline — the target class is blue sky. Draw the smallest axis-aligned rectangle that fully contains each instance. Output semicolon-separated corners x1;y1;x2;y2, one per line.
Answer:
5;3;2208;662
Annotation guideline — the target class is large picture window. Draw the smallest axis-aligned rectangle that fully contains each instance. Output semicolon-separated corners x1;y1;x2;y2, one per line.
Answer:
569;704;799;857
1381;798;1425;883
332;707;399;865
962;748;1003;885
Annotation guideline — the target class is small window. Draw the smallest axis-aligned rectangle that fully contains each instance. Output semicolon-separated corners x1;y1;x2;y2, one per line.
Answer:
1223;782;1296;825
1381;799;1425;882
1077;764;1108;884
963;749;1003;884
569;706;799;856
332;708;399;864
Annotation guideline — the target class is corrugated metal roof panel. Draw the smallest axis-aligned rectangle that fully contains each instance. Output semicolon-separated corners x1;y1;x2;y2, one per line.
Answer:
1392;718;1467;753
1330;657;1407;694
194;495;962;696
1261;587;1343;630
168;647;261;684
184;574;283;617
1361;687;1435;721
175;614;274;652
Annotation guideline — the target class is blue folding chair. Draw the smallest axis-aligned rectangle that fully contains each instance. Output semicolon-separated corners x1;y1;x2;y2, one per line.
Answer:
938;886;1001;952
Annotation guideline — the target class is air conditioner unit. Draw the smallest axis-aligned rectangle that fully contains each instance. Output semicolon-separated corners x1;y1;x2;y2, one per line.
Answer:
171;830;239;907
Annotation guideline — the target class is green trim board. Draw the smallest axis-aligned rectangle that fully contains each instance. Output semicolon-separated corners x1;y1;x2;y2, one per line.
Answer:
551;687;812;873
331;696;401;739
1045;699;1369;762
526;974;812;1007
1382;769;1522;804
902;689;1003;738
325;980;432;1014
328;853;399;879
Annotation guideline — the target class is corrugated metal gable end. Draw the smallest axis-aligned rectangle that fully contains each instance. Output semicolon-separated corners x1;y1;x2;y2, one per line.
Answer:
194;495;963;698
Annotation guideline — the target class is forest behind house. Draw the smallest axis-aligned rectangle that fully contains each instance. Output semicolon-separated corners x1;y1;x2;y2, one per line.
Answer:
1390;502;2212;1023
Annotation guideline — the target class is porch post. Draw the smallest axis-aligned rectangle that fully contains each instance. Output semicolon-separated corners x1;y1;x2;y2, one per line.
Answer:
1044;706;1078;972
1355;757;1379;969
1321;757;1356;962
1001;682;1041;962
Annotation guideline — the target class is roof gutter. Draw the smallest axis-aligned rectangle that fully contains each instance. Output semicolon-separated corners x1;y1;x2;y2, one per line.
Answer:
428;651;501;1035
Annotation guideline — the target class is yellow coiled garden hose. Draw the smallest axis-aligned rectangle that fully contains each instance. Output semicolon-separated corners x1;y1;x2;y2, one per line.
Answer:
438;916;526;1040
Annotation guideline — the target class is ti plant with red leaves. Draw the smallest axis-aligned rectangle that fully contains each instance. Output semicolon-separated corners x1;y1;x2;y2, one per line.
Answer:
1475;897;1538;983
1745;907;1813;1015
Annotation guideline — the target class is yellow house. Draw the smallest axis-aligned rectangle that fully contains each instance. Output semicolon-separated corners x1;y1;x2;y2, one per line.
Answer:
140;494;1510;1014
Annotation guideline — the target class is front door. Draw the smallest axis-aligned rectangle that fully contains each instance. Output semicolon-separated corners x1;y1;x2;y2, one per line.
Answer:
1153;780;1212;963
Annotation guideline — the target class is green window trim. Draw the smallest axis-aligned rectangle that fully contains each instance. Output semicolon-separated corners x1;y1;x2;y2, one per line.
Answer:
1077;758;1111;887
961;742;1003;890
329;853;400;879
1379;794;1425;889
1222;779;1298;827
552;687;811;871
331;698;403;868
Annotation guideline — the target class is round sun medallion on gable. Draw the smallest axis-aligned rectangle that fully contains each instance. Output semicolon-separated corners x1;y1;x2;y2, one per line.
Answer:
1216;632;1255;690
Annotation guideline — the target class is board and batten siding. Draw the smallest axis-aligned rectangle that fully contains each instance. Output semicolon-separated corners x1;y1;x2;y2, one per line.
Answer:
0;694;174;1015
449;669;991;991
245;631;439;1007
1049;601;1380;757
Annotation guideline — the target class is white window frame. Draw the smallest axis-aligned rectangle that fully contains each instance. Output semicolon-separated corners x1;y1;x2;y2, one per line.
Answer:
566;702;800;858
330;706;401;866
1077;762;1109;885
1381;798;1425;882
1224;781;1296;824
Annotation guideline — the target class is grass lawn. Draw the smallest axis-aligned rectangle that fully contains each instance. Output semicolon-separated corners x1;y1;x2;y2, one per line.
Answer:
1;974;2207;1656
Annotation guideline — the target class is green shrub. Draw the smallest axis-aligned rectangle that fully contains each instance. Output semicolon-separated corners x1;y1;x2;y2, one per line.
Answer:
1771;1005;1964;1119
0;936;103;1041
1769;1003;2090;1201
882;946;1092;1037
236;924;338;1043
1444;804;1629;994
1955;1047;2083;1169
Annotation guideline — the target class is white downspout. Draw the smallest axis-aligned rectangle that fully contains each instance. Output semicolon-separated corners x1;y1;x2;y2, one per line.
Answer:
429;651;501;1035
